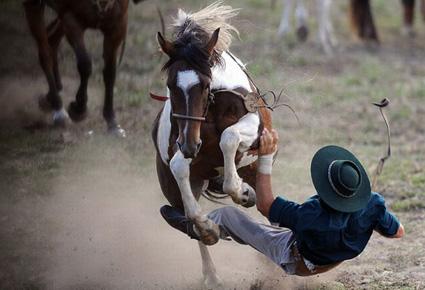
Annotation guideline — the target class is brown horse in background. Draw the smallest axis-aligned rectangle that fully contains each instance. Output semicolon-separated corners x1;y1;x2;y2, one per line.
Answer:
400;0;425;36
350;0;425;43
349;0;379;43
23;0;144;136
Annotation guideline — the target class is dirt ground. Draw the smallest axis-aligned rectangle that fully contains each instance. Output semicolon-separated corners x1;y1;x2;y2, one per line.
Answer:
0;0;424;289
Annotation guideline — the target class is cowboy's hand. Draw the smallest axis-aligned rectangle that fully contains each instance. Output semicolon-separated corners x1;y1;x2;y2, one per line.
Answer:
259;128;278;155
258;128;278;175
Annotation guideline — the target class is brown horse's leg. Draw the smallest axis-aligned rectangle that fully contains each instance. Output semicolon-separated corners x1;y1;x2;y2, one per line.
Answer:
23;0;63;112
420;0;425;21
402;0;415;36
62;13;91;122
349;0;379;43
102;19;127;136
47;18;64;91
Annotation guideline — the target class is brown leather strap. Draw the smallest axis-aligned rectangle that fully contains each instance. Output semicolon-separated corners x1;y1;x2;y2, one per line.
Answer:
291;244;341;276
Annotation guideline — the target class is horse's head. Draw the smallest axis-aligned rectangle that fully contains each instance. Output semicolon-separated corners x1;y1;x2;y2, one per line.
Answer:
157;28;220;159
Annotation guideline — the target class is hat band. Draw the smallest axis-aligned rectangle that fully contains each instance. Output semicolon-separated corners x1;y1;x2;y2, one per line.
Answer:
327;160;357;198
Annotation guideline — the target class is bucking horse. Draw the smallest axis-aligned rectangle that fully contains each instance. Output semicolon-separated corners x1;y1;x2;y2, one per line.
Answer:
152;2;273;288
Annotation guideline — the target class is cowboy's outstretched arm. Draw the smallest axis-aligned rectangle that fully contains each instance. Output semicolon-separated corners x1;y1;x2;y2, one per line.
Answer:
256;129;278;217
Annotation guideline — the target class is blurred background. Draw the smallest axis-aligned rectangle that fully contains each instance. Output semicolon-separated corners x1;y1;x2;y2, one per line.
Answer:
0;0;424;289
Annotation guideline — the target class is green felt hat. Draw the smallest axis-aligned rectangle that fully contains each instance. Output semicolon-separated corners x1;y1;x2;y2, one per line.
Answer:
311;145;371;213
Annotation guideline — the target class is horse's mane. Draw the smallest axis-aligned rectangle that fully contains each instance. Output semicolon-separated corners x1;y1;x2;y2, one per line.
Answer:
172;1;239;53
162;2;239;77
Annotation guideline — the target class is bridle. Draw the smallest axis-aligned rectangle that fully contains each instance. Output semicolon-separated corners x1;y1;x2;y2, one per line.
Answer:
171;87;215;122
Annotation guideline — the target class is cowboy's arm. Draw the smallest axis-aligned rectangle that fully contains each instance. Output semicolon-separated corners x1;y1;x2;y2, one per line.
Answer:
376;223;405;238
392;223;405;238
255;129;277;217
374;197;404;238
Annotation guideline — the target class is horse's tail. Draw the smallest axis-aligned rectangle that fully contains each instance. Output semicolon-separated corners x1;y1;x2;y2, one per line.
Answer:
349;0;379;43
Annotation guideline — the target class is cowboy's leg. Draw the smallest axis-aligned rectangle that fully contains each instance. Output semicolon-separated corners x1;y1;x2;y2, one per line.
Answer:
208;206;295;267
220;112;259;208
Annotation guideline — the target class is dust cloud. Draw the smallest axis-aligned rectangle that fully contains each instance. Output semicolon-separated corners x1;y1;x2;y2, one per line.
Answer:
36;142;286;290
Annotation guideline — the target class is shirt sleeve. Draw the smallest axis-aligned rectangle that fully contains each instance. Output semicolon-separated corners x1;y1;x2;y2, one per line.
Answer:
375;194;400;237
268;196;300;229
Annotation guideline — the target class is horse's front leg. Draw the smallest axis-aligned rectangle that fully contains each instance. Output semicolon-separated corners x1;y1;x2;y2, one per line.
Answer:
62;13;91;123
277;0;294;37
101;21;127;137
23;0;68;126
317;0;336;55
295;0;309;42
169;151;220;246
220;113;259;208
198;241;223;289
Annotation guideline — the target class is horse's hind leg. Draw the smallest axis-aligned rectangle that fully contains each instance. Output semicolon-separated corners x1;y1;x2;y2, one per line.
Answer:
198;242;223;289
421;0;425;22
47;18;64;91
62;13;91;123
169;151;219;246
317;0;336;55
277;0;294;37
401;0;416;37
23;0;67;125
101;20;127;137
220;113;259;208
295;0;309;42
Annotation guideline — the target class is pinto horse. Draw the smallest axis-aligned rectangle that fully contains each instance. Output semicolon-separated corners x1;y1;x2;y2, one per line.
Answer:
152;3;272;288
23;0;143;136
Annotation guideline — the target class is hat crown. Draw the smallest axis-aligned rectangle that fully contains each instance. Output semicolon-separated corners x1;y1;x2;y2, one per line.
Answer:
328;160;362;198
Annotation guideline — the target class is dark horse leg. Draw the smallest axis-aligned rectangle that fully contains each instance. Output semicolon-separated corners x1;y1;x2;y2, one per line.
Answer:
421;0;425;21
402;0;416;36
47;18;64;91
23;0;68;126
349;0;379;43
62;13;91;122
102;19;127;137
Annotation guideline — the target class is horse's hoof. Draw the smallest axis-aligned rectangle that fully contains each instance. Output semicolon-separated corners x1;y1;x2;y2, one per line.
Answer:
38;94;54;113
67;101;87;122
194;218;220;246
52;108;70;128
401;26;416;38
223;177;242;200
108;124;127;138
296;25;309;42
240;183;256;208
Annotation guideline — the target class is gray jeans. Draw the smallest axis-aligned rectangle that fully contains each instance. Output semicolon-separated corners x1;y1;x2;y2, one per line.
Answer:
207;206;298;274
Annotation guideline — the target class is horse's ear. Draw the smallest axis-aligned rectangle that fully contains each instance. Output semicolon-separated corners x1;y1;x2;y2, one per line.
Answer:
157;32;174;57
205;28;220;55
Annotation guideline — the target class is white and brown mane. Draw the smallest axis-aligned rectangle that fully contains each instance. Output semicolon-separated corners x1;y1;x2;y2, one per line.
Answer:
152;2;272;288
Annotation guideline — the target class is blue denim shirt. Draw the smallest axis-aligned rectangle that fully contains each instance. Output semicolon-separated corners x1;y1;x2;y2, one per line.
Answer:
269;192;400;265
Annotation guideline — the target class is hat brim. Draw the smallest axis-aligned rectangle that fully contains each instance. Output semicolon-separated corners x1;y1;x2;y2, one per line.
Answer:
311;145;371;213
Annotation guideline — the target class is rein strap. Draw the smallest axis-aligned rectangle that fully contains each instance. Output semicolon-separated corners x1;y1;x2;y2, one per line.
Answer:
172;113;206;122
